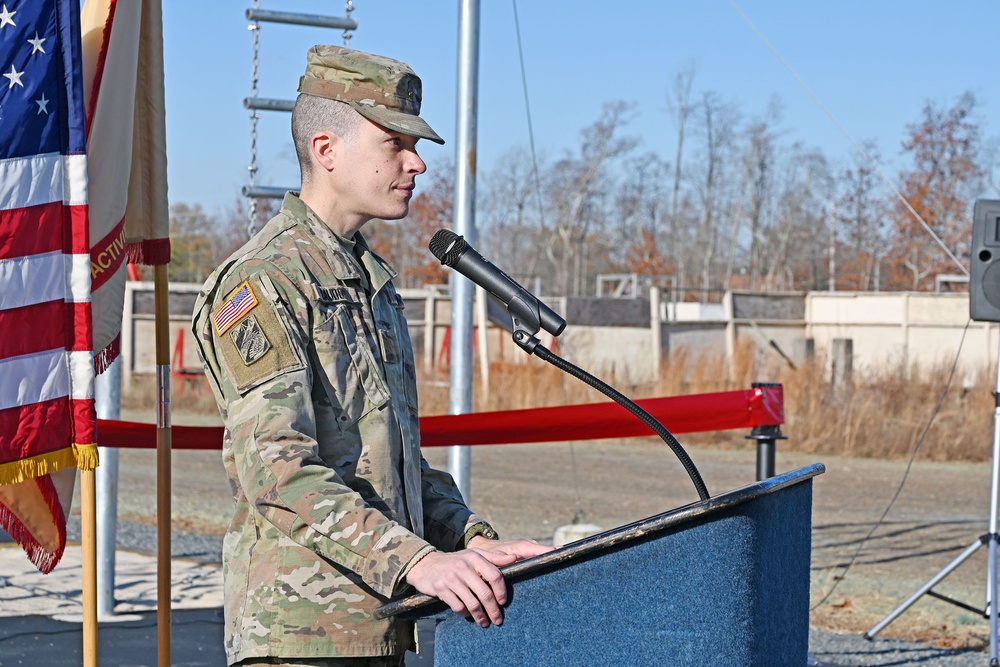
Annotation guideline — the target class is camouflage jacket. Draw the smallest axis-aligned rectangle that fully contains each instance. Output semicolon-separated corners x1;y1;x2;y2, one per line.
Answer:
192;193;489;664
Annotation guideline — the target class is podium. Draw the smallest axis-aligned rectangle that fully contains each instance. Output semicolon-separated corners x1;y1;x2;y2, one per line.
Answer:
379;463;824;667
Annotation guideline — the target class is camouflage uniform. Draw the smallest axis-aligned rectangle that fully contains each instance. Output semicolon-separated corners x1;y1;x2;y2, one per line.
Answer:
192;193;493;665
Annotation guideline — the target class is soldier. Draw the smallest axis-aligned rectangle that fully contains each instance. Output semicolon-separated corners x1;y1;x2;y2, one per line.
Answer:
192;45;552;667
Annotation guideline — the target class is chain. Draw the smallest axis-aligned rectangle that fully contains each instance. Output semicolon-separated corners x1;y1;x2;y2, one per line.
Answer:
342;0;354;46
246;0;261;238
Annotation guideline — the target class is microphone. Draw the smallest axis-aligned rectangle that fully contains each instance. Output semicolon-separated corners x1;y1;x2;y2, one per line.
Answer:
428;229;566;340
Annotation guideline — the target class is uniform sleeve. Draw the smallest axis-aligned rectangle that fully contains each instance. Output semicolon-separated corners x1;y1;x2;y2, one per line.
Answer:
419;457;496;551
207;265;435;597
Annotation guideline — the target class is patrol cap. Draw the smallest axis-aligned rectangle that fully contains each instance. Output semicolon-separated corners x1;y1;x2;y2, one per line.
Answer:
298;45;445;145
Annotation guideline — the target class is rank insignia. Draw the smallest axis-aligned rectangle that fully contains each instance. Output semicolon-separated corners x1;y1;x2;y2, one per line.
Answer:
214;281;258;336
230;314;272;365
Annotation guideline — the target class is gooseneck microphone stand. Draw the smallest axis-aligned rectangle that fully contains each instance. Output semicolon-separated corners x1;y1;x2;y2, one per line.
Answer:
865;336;1000;666
508;311;710;503
429;228;710;502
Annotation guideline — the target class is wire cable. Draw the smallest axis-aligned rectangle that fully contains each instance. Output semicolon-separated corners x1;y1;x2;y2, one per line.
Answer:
725;0;969;278
511;0;547;231
810;318;973;610
512;0;590;524
533;343;710;501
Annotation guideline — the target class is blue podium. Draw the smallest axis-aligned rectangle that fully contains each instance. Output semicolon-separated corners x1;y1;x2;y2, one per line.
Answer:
378;463;823;667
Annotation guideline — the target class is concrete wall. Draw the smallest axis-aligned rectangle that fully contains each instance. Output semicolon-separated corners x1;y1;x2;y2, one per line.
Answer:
558;326;656;384
805;292;998;379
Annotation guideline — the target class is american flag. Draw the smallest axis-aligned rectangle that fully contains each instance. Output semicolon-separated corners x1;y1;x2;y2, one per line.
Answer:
0;0;97;573
214;282;259;335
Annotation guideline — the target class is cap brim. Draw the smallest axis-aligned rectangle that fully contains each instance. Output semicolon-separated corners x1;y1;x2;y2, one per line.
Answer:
350;103;445;145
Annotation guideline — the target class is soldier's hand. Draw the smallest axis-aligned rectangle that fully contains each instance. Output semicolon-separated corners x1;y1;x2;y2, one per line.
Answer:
404;549;517;627
467;537;554;562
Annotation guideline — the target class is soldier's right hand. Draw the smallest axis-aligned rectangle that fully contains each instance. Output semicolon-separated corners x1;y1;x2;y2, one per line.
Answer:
404;549;518;628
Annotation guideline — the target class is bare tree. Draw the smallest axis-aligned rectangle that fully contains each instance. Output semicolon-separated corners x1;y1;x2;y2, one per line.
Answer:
690;91;739;300
762;145;832;291
835;141;888;290
616;153;668;274
479;147;551;286
168;200;267;283
886;92;984;290
548;101;638;295
665;64;697;293
741;123;774;289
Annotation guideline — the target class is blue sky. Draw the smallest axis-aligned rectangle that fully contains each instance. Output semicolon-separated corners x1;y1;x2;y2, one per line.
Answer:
163;1;997;217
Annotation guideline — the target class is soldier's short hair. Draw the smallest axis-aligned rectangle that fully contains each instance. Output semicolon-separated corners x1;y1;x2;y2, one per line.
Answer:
291;95;362;181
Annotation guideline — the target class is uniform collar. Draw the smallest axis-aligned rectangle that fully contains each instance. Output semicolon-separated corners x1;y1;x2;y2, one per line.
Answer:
354;230;398;296
281;192;397;294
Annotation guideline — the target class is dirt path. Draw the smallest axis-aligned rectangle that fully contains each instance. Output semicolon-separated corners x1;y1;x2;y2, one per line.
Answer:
111;409;995;651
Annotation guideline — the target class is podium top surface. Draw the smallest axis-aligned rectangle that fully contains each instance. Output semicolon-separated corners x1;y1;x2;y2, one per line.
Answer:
376;462;825;620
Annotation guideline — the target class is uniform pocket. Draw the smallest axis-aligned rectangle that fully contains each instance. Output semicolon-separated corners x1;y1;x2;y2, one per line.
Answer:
314;300;391;432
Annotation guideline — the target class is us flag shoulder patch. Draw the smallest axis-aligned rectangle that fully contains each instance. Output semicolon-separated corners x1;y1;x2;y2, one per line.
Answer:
214;281;259;336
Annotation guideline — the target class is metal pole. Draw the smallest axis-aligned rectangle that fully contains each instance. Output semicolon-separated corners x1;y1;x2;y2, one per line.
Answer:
745;424;782;481
244;8;358;30
476;286;490;404
988;335;1000;665
242;185;293;199
864;537;986;640
243;97;295;112
649;286;661;373
755;438;775;481
744;383;786;481
447;0;480;502
95;357;121;618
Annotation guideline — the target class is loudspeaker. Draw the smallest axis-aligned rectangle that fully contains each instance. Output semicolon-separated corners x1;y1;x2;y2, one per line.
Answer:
971;199;1000;322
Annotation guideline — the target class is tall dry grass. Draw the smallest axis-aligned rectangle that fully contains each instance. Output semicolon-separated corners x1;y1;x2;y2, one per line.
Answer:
778;352;994;462
418;340;995;463
126;339;995;462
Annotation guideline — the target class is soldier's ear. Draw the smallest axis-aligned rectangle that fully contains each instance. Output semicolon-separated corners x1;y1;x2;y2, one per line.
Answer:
310;131;339;173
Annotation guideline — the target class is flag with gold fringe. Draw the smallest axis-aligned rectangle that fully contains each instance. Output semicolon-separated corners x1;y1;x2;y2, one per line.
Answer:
0;0;98;574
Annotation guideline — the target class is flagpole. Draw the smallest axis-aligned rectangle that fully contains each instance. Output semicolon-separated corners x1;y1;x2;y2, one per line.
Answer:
154;263;172;667
81;469;98;667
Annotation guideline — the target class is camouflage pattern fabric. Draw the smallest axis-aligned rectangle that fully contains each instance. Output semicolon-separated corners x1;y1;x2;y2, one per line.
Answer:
297;45;444;145
192;193;491;664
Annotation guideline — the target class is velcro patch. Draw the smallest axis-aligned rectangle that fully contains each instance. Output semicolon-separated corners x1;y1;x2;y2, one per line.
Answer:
214;281;259;336
313;284;353;304
230;314;272;365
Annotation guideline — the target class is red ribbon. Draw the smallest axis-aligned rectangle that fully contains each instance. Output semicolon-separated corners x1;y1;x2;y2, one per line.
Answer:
96;386;782;450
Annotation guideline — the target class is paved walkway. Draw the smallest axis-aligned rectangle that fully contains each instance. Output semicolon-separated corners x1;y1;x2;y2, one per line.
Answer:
0;543;225;665
0;544;223;618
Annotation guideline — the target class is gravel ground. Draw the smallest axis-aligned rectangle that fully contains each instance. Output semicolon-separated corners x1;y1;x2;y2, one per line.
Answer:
807;629;990;667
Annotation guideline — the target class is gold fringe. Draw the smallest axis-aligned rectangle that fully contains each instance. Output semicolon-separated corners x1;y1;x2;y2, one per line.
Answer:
0;444;101;486
73;443;100;471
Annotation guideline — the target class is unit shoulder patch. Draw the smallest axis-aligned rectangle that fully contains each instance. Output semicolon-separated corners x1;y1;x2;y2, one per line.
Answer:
229;314;272;365
214;281;259;336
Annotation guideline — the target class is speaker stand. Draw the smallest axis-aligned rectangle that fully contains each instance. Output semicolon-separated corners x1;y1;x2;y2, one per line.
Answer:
864;336;1000;666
